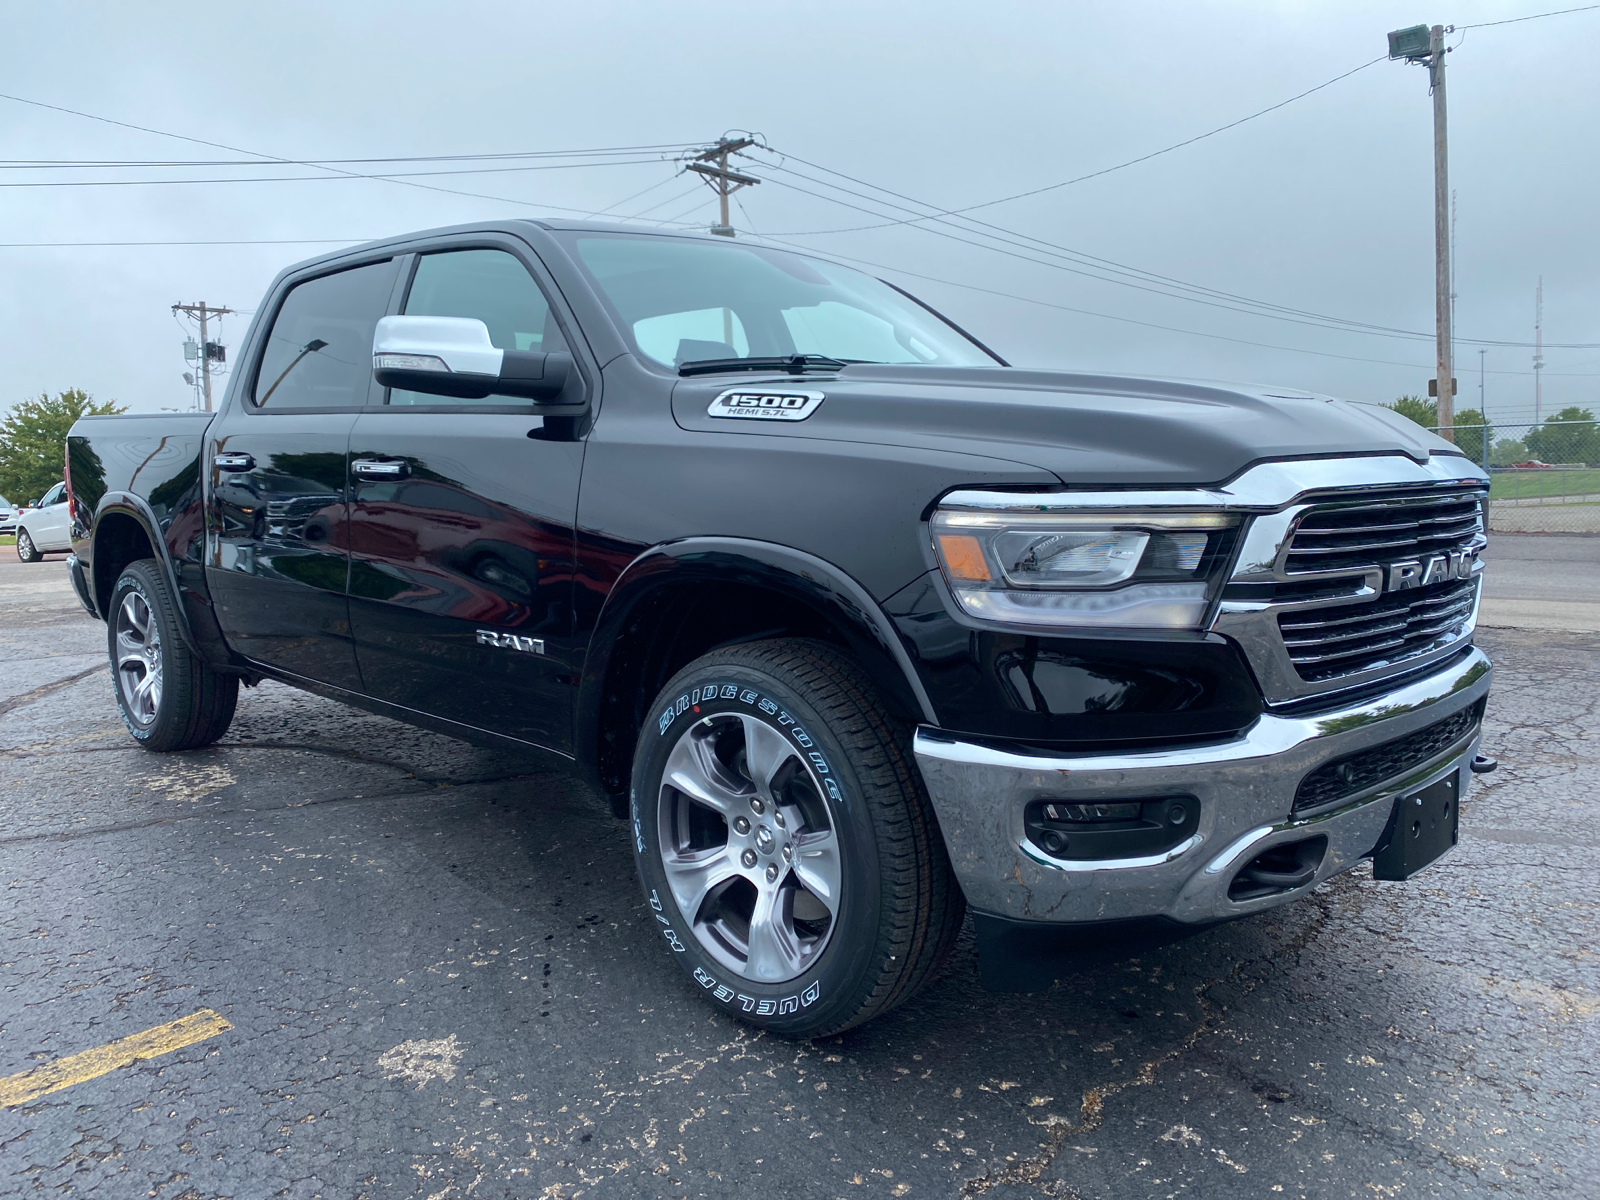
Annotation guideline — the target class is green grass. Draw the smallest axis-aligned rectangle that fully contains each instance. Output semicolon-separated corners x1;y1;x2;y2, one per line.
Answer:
0;535;13;547
1490;467;1600;500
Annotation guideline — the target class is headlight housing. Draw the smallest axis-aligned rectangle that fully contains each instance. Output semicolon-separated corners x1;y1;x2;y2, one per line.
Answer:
930;507;1239;630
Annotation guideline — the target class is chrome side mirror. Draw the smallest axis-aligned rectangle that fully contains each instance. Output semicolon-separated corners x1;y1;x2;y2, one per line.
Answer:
372;315;575;403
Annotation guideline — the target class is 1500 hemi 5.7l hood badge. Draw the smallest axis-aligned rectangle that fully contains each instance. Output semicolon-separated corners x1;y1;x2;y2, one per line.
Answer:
707;389;825;422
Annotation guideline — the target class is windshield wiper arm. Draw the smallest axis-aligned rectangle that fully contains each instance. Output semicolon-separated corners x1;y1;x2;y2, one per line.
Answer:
678;354;854;377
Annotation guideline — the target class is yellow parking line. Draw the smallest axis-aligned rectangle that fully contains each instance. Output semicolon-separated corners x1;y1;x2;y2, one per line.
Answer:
0;1008;232;1107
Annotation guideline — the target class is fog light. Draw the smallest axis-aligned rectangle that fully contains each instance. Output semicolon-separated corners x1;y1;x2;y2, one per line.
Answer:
1044;801;1141;823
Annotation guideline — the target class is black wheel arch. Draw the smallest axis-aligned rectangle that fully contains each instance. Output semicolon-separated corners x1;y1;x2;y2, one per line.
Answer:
576;538;938;812
88;494;228;666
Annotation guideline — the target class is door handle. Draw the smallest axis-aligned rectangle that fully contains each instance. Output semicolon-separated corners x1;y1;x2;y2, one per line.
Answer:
214;453;255;472
352;459;409;481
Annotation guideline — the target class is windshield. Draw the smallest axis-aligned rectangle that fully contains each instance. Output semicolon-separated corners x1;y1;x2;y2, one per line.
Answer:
561;232;999;371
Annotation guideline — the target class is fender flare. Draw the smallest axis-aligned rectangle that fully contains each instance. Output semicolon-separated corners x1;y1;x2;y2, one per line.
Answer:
89;493;203;657
575;537;939;782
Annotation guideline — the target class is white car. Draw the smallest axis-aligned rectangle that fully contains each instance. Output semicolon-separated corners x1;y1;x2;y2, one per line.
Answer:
0;496;15;535
14;482;72;562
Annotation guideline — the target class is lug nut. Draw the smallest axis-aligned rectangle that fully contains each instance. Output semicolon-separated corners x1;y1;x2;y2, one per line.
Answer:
766;863;780;883
773;810;785;828
733;816;751;835
741;849;758;869
782;844;793;862
749;797;765;815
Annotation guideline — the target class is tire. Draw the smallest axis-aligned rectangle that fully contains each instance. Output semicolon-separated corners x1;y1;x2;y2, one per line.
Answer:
108;559;239;752
630;639;964;1037
15;528;41;563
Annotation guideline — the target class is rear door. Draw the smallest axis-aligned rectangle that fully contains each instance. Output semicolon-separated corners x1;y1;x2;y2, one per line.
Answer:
345;242;586;753
204;257;400;688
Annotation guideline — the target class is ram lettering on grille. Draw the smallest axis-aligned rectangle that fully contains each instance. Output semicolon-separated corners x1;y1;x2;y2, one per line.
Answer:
1277;486;1486;685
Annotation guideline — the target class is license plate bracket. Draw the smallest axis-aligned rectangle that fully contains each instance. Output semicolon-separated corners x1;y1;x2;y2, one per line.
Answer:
1372;774;1461;881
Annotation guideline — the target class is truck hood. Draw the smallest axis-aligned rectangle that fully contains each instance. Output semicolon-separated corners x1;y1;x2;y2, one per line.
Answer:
671;364;1460;486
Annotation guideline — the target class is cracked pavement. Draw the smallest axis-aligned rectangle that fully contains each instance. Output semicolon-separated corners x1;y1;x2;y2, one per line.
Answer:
1;544;1595;1198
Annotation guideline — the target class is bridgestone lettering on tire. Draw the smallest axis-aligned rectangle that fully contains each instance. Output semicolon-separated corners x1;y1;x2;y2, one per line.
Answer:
630;639;964;1036
108;559;239;752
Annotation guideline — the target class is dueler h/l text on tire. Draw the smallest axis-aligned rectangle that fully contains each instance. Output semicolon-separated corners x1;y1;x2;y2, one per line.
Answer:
630;639;964;1036
108;559;239;752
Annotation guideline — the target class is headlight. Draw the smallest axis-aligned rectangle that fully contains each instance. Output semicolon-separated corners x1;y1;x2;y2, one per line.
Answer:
930;508;1238;630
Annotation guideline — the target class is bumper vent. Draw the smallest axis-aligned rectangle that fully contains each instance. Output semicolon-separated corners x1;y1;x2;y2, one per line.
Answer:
1278;577;1478;682
1293;698;1485;813
1283;487;1486;576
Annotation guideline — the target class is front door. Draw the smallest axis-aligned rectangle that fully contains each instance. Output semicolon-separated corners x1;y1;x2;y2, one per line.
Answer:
345;246;585;752
204;257;400;688
31;483;71;549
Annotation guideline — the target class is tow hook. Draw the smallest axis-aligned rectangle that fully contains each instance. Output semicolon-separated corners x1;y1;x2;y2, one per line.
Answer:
1470;754;1498;774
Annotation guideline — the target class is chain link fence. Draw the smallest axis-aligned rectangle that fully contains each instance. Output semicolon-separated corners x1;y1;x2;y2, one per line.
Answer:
1427;418;1600;534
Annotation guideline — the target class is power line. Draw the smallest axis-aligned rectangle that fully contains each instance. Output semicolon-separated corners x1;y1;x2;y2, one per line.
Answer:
584;173;684;217
763;55;1386;238
1459;4;1599;29
0;158;676;188
619;184;704;221
0;144;692;169
752;152;1600;350
0;90;685;215
0;238;367;247
740;230;1598;376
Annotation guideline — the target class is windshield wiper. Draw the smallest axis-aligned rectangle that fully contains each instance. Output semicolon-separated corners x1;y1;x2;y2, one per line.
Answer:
678;354;855;377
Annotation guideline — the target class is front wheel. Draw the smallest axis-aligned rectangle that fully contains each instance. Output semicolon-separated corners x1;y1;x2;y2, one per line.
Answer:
631;639;964;1037
15;529;41;562
108;559;239;751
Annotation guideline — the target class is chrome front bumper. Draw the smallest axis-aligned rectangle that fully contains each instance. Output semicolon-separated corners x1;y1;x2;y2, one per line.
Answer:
913;648;1491;926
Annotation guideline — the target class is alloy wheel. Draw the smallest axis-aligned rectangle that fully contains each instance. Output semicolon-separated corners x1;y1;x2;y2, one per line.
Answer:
657;713;841;983
115;590;164;726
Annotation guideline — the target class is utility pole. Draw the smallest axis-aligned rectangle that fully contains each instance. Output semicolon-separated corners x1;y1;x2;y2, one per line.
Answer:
1388;23;1454;440
1533;277;1544;423
1479;348;1488;469
685;137;761;237
172;301;235;411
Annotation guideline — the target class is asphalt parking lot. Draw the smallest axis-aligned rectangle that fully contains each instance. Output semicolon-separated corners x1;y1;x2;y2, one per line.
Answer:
2;540;1596;1199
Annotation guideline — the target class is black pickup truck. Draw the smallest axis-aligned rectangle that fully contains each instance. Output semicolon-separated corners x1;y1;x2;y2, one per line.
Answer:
65;220;1493;1034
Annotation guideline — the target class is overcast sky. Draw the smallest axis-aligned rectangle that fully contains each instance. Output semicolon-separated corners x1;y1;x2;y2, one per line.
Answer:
3;1;1596;425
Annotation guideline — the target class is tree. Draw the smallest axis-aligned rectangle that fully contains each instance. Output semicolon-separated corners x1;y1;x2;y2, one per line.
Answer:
1525;407;1598;465
1386;395;1491;457
0;389;126;504
1387;394;1437;428
1490;436;1529;467
1450;408;1493;464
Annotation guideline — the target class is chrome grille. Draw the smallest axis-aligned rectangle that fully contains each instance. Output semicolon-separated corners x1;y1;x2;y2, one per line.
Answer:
1283;487;1485;576
1278;577;1477;682
1266;485;1487;686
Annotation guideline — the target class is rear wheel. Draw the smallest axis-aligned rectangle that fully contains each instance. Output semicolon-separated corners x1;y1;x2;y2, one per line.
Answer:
109;559;238;751
15;529;41;563
630;639;964;1036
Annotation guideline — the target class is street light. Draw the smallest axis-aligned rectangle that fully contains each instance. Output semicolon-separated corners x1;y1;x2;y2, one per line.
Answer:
1387;24;1431;61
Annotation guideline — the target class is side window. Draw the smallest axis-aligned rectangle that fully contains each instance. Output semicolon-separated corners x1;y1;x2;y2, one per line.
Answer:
389;249;568;407
254;259;398;409
40;483;66;507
